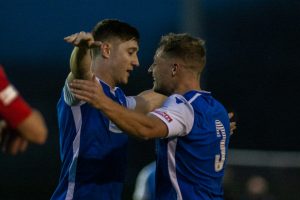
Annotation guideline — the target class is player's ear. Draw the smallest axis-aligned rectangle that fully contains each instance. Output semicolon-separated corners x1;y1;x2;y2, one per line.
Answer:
100;43;110;58
171;63;179;76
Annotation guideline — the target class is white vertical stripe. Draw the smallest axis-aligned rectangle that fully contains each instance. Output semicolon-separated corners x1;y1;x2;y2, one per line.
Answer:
65;183;75;200
165;92;200;199
188;93;201;104
167;138;183;200
65;106;82;200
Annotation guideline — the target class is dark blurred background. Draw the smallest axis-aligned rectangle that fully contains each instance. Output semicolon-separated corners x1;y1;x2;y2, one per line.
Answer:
0;0;299;199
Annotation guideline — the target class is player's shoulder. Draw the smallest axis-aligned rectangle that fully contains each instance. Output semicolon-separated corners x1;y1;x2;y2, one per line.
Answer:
183;90;211;101
167;94;189;105
162;94;194;116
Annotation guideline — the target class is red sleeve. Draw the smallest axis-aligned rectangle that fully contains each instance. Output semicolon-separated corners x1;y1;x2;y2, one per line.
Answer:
0;65;32;128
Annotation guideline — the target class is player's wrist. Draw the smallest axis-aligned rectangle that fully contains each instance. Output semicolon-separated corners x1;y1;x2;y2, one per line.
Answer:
96;94;108;110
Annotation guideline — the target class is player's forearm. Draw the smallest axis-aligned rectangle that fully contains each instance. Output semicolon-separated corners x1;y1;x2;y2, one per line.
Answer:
69;47;92;80
16;109;48;144
101;96;156;140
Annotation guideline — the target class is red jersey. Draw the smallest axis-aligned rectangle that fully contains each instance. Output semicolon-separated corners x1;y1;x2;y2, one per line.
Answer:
0;65;32;128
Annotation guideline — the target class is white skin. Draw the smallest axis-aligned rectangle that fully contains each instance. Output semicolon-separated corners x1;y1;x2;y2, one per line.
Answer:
103;39;139;86
148;50;175;96
149;49;187;96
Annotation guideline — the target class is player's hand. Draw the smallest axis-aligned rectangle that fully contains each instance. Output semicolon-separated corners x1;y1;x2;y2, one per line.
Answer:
136;90;167;113
64;31;102;49
69;75;105;109
228;112;237;135
0;124;28;155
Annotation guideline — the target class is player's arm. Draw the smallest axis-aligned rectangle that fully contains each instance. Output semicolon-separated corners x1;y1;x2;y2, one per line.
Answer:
0;121;28;155
131;90;167;113
132;91;237;134
70;77;168;139
0;66;47;144
15;109;47;144
100;102;167;139
63;32;103;105
64;32;97;83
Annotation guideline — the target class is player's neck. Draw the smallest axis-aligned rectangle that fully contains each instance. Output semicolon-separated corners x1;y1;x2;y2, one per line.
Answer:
92;61;117;89
174;76;201;95
94;68;117;89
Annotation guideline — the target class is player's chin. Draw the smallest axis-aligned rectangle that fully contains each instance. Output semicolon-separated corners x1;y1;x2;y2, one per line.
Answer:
121;77;129;85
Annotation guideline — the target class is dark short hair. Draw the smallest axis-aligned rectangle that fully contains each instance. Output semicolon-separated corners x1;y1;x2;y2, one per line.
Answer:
92;19;139;43
158;33;206;72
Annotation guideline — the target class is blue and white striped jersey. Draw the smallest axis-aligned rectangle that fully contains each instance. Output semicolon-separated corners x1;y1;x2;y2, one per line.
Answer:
51;78;135;200
151;90;230;200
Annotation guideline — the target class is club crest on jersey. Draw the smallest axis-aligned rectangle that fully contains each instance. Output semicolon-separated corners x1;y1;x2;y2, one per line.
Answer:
175;97;184;104
154;110;173;122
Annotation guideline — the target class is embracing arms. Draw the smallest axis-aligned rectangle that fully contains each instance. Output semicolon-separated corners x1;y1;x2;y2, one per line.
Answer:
69;77;237;139
70;77;168;139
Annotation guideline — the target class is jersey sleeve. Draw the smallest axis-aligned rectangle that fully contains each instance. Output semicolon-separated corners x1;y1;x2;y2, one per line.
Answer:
150;94;194;138
125;96;136;110
63;80;82;106
0;66;32;128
